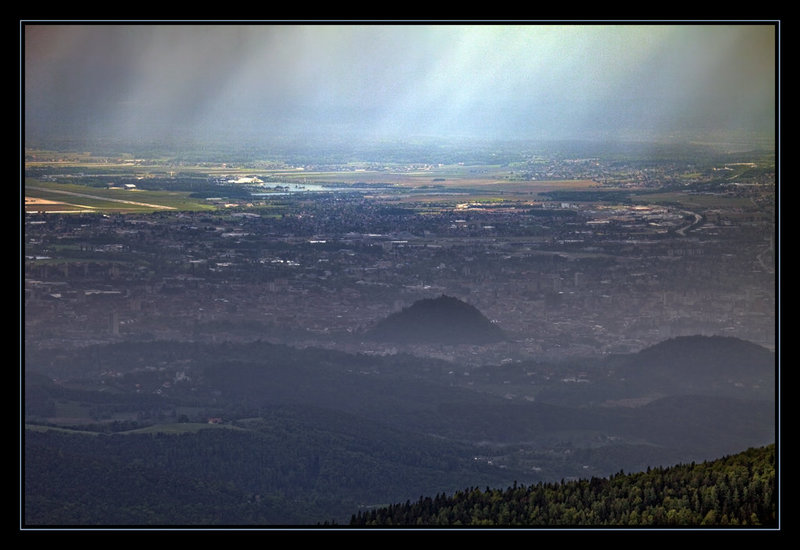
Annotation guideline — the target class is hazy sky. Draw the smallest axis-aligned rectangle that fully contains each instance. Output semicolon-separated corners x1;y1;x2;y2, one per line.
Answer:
23;23;777;146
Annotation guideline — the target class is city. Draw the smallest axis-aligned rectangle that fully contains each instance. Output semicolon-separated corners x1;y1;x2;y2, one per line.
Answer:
24;141;776;367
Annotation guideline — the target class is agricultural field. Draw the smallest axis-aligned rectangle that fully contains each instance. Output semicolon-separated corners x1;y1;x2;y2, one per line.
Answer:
24;180;216;214
629;190;760;210
23;142;775;218
23;150;610;215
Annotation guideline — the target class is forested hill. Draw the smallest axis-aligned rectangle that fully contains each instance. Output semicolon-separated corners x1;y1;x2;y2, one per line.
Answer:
350;444;777;528
24;336;775;526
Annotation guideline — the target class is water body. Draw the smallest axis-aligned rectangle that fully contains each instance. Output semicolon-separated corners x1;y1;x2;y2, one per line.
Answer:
250;183;468;198
250;183;367;196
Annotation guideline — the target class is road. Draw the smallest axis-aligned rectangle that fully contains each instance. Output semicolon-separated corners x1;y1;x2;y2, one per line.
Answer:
675;210;703;236
25;186;175;210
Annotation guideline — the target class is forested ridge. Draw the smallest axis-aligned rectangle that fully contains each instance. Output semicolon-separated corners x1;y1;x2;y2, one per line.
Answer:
350;444;777;527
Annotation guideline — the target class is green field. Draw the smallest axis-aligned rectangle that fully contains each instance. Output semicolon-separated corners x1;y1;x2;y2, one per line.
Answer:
25;179;216;213
125;422;247;435
629;190;758;209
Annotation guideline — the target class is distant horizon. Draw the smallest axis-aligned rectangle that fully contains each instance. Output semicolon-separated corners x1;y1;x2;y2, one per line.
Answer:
23;125;778;154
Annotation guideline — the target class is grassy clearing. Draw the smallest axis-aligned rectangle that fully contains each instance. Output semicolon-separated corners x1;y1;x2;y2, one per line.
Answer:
125;422;247;435
264;163;600;192
630;191;755;209
25;424;103;436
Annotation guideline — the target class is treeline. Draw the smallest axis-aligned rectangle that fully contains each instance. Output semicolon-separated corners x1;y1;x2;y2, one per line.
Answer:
350;444;776;527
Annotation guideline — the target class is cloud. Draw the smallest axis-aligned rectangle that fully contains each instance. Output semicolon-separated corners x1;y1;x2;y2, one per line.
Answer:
23;23;776;144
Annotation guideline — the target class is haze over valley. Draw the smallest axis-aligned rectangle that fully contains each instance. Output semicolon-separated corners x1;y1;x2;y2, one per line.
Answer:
22;22;778;528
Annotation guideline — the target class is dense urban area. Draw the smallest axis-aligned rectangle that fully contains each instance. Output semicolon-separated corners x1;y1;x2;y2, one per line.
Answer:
24;140;776;365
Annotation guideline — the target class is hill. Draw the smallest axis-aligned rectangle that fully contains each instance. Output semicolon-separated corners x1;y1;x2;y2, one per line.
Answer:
23;336;776;526
365;294;506;345
350;444;777;527
611;335;776;401
462;334;776;408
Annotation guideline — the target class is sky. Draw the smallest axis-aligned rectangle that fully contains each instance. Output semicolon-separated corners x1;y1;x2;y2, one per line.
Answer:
22;22;777;147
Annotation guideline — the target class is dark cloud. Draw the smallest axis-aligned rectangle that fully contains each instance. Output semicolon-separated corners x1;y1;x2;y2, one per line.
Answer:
23;23;777;145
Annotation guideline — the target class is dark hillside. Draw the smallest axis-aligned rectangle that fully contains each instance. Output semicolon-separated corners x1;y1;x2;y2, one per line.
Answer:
612;335;775;400
23;406;530;526
23;336;776;526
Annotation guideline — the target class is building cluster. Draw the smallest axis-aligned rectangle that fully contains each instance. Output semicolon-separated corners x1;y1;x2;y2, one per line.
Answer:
24;185;775;365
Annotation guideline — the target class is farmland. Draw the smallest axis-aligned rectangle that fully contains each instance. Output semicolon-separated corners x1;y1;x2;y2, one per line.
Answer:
24;180;214;214
23;154;605;215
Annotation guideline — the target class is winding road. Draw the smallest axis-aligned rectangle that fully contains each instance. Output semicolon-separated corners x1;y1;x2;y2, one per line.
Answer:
675;210;703;236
